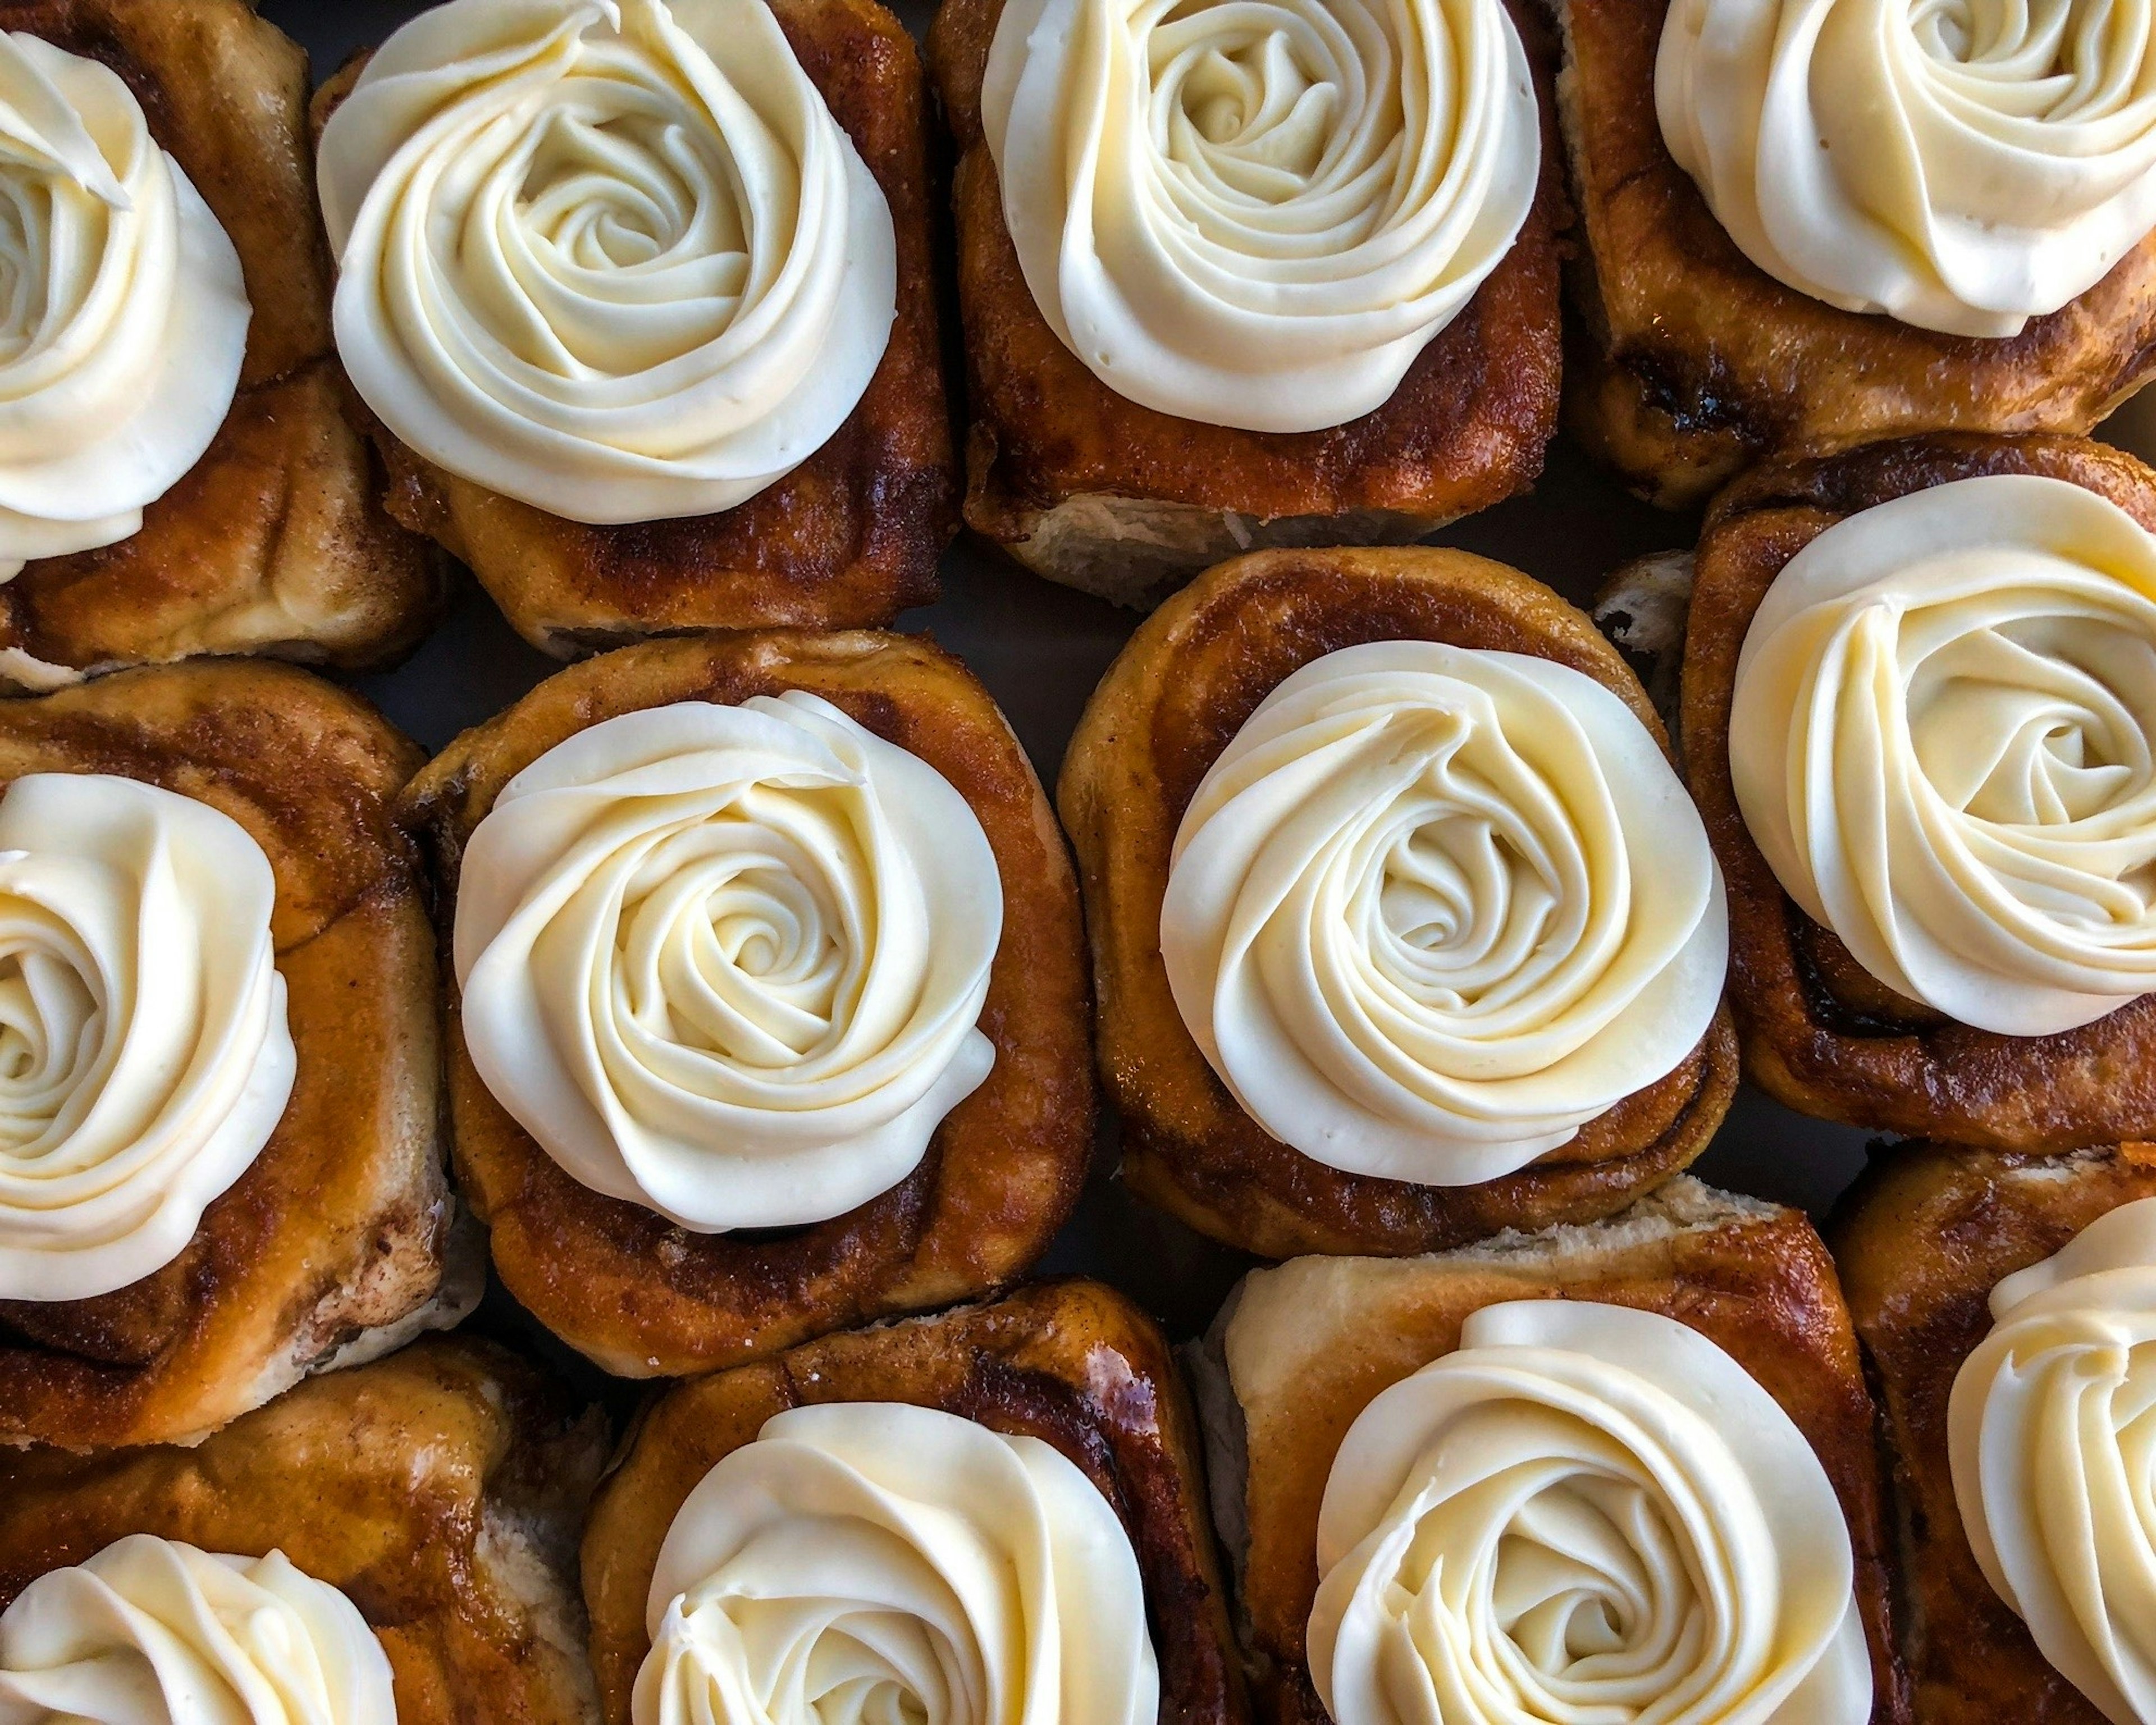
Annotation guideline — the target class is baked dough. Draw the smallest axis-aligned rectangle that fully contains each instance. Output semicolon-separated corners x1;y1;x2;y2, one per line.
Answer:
1190;1176;1905;1725
1059;546;1737;1259
0;1336;604;1725
399;632;1093;1378
0;0;437;693
1682;434;2156;1149
581;1279;1242;1725
924;0;1564;607
1555;0;2156;509
0;661;465;1451
312;0;955;659
1830;1141;2156;1725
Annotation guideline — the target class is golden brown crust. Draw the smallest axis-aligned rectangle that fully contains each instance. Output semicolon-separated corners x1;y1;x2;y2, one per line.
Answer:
925;0;1563;582
1829;1141;2156;1725
317;0;956;658
0;0;437;686
399;632;1095;1378
0;661;453;1451
1680;433;2156;1148
582;1279;1245;1725
1557;0;2156;508
1057;546;1738;1259
0;1337;605;1725
1222;1193;1907;1725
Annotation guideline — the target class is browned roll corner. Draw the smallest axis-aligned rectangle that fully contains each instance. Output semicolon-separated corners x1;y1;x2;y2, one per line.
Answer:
0;0;438;692
1682;434;2156;1149
1060;546;1737;1260
399;631;1095;1378
582;1279;1245;1725
0;661;465;1451
0;1337;605;1725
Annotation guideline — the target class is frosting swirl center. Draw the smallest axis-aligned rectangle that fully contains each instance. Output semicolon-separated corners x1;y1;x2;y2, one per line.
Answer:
1950;1195;2156;1725
1160;640;1726;1185
454;694;1002;1233
0;1535;394;1725
1657;0;2156;335
980;0;1541;431
636;1402;1158;1725
0;774;294;1303
1309;1301;1872;1725
318;0;898;524
0;31;248;579
1729;474;2156;1036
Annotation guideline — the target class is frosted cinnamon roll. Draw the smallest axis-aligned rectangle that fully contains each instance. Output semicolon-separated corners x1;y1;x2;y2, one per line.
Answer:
0;774;294;1303
1309;1299;1871;1725
1160;639;1726;1185
1657;0;2156;338
0;31;249;579
1730;473;2156;1037
980;0;1541;432
454;694;1002;1233
1950;1194;2156;1725
637;1401;1158;1725
0;1535;392;1725
318;0;897;525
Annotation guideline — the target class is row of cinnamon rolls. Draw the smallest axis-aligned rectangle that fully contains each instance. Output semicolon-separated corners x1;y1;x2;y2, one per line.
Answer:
0;0;2150;608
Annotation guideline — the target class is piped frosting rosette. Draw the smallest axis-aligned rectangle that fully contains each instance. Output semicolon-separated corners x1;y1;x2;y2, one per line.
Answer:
1730;474;2156;1036
0;1535;394;1725
1657;0;2156;336
636;1402;1159;1725
0;774;294;1303
1159;640;1726;1186
0;31;249;579
1309;1300;1872;1725
317;0;897;524
1951;1196;2156;1725
980;0;1541;432
454;694;1002;1233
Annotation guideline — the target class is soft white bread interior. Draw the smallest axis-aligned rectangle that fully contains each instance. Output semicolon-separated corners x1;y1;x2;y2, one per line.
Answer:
1006;498;1451;609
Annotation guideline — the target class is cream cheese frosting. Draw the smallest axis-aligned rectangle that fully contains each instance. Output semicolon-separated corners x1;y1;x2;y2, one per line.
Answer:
0;774;294;1303
0;1535;394;1725
980;0;1541;432
1730;474;2156;1037
0;31;249;580
1949;1195;2156;1725
1309;1300;1872;1725
1657;0;2156;338
1159;640;1726;1186
317;0;897;525
454;695;1001;1233
636;1401;1158;1725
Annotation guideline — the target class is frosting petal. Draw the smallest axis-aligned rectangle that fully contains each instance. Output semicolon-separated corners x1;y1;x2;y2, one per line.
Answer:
981;0;1540;432
1951;1195;2156;1725
0;1535;394;1725
1657;0;2156;337
1729;473;2156;1036
318;0;897;524
636;1402;1158;1725
1159;639;1726;1184
1309;1300;1871;1725
454;694;1002;1232
0;32;249;580
0;775;294;1303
